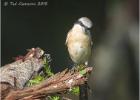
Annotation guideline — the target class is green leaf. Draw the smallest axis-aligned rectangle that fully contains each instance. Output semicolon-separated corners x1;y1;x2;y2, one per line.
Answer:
79;69;86;75
70;86;80;95
27;75;44;86
43;56;54;77
48;96;60;100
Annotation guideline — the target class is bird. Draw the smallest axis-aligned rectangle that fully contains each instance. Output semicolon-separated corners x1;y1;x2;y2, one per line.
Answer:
65;17;93;100
65;17;93;67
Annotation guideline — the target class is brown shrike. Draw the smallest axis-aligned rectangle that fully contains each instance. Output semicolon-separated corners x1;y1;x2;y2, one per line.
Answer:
65;17;93;66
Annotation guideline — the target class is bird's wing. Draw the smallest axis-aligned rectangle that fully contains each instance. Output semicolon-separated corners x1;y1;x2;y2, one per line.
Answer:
65;30;72;45
86;30;93;46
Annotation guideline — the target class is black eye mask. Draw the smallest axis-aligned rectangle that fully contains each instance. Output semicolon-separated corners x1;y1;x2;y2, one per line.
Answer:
74;20;90;30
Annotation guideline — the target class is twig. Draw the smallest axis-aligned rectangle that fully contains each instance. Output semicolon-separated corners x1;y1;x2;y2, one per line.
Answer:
0;48;93;100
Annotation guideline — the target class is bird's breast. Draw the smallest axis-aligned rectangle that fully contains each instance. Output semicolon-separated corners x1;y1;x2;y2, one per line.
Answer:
67;41;91;64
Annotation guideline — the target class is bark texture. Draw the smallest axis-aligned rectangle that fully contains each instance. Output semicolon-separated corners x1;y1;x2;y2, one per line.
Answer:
0;48;93;100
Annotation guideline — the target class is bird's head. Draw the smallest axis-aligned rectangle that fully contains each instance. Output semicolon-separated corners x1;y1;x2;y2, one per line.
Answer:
76;17;93;29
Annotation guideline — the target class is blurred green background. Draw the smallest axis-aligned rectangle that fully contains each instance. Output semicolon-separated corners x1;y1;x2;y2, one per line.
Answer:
1;0;139;100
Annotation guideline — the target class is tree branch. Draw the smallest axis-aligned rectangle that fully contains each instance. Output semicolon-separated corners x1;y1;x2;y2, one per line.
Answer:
0;48;93;100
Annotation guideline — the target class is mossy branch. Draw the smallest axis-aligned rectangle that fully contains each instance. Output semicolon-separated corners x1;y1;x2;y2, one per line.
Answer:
0;48;93;100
